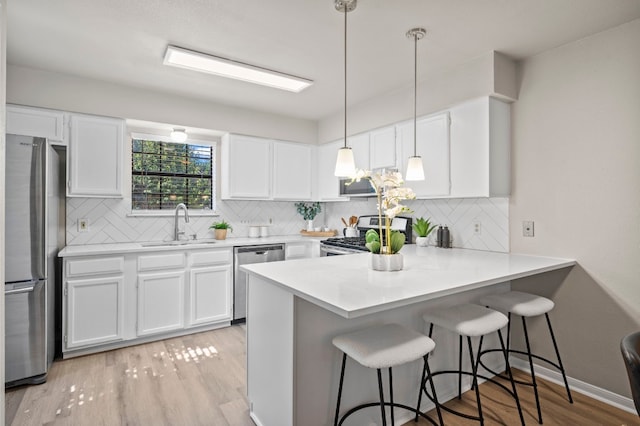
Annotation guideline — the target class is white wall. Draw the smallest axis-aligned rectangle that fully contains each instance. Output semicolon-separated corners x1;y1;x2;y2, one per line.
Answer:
7;65;317;144
317;51;517;143
510;18;640;397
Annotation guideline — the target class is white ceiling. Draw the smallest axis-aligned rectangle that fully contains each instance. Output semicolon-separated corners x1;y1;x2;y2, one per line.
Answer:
7;0;640;122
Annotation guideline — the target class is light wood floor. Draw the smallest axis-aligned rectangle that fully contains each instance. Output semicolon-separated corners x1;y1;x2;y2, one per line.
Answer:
6;325;639;426
410;368;639;426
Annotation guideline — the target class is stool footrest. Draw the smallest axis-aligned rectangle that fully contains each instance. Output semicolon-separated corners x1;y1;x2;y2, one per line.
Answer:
478;348;564;385
337;401;439;426
421;370;519;421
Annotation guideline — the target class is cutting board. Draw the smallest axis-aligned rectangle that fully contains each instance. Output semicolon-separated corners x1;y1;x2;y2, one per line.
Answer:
300;230;337;237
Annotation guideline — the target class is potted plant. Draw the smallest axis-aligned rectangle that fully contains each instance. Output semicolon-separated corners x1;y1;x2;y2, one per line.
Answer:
351;169;415;271
413;217;438;247
295;202;322;231
210;219;233;240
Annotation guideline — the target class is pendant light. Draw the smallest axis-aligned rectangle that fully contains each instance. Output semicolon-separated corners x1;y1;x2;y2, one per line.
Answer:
334;0;357;178
405;28;426;181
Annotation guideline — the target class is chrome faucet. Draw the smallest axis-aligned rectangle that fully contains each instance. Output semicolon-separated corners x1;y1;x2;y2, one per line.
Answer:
174;203;190;241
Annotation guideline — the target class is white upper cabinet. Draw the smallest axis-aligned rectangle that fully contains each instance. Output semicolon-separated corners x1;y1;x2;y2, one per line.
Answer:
6;104;65;142
221;133;312;200
449;97;510;197
397;113;451;198
317;96;509;200
316;140;348;201
68;113;124;198
272;141;312;200
221;134;271;199
369;126;397;170
348;133;370;171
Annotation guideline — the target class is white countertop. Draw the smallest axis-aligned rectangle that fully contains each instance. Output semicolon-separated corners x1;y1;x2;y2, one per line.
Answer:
58;234;322;257
241;246;575;319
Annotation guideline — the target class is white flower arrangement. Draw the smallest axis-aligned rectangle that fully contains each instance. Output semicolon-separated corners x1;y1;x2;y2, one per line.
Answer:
350;169;415;254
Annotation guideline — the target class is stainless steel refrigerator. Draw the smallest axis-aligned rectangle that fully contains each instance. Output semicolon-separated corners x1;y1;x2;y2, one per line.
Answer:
5;134;63;386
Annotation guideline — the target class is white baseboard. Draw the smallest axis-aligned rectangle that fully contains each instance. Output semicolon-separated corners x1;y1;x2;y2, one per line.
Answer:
249;412;265;426
509;357;637;415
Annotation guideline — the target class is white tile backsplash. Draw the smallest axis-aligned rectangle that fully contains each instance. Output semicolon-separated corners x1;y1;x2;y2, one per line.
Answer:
67;197;508;252
325;197;509;252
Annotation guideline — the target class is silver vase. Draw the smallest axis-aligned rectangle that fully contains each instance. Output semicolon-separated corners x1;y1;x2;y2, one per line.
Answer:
369;253;403;271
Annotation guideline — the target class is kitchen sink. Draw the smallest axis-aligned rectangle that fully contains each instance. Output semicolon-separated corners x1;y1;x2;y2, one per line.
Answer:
141;239;217;247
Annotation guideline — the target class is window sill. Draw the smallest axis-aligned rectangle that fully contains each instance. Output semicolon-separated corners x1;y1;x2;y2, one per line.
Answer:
127;210;220;218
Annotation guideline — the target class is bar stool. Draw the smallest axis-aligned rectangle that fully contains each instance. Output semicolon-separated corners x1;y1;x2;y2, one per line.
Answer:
332;323;441;426
478;291;573;424
419;304;525;426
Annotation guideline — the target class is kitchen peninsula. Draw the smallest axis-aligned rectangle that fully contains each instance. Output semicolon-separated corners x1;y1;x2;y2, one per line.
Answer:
242;246;575;426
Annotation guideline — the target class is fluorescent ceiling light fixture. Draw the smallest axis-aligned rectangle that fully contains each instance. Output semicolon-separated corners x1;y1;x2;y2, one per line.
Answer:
163;45;313;93
170;128;188;142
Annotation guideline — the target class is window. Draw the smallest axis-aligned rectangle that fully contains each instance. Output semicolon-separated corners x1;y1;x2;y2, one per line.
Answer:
132;138;214;211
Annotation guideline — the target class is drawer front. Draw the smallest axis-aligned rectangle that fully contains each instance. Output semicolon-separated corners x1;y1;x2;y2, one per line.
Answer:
66;256;125;277
138;253;186;271
190;249;232;267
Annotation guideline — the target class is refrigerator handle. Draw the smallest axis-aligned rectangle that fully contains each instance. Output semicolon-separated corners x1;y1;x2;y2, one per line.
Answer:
5;280;38;295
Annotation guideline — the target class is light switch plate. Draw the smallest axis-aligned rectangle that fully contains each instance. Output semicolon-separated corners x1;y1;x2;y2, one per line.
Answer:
523;220;534;237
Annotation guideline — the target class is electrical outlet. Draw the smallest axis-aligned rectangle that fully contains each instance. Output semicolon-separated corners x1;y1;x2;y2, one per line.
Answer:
523;220;534;237
473;219;482;235
78;218;89;232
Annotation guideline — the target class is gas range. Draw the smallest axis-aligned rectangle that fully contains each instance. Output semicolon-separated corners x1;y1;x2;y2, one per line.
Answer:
320;237;369;255
319;215;413;256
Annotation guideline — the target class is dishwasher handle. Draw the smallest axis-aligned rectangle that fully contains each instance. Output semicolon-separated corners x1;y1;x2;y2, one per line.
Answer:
235;244;285;254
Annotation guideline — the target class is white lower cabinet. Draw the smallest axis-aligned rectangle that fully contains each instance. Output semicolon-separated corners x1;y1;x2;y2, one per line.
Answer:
62;247;233;357
137;270;185;336
188;265;232;326
285;241;320;260
65;276;125;349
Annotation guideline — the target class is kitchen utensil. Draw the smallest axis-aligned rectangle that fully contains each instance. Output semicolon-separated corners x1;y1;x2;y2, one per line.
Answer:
344;228;358;238
341;217;349;227
349;216;358;226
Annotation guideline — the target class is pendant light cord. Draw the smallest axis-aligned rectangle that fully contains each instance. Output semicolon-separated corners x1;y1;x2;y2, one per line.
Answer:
344;6;348;149
413;32;418;156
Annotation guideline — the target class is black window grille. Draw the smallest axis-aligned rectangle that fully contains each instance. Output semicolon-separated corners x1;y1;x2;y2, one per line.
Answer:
132;139;213;210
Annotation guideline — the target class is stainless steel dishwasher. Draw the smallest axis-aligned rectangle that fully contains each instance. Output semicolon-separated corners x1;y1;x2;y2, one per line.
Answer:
233;244;285;323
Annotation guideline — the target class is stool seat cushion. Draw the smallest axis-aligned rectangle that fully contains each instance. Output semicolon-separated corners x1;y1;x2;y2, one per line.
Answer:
479;291;554;317
423;304;508;337
332;323;435;369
